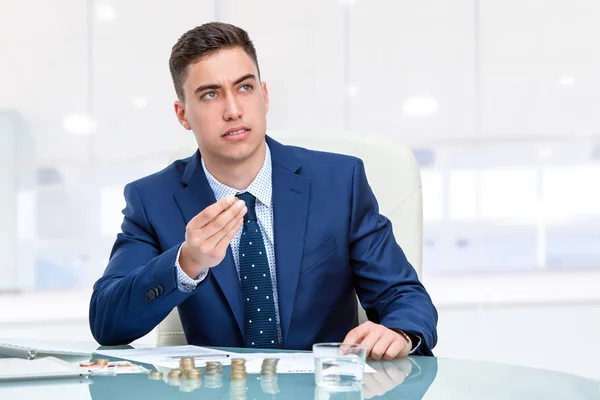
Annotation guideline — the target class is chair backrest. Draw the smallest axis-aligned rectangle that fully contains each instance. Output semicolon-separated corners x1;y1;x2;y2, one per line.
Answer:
156;131;423;346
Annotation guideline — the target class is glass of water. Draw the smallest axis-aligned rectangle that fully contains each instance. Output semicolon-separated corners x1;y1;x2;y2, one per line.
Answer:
313;343;367;390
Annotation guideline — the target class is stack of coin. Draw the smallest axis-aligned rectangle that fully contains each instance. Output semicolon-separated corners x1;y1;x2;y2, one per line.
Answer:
167;369;182;386
185;368;202;380
168;369;183;379
148;371;163;380
230;358;247;380
260;358;279;376
205;361;223;375
179;357;195;372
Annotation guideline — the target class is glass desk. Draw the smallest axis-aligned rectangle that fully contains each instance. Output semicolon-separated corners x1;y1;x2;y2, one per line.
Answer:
1;340;600;399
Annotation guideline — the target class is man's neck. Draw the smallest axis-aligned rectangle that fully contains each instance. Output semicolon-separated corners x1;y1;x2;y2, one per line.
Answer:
203;143;266;191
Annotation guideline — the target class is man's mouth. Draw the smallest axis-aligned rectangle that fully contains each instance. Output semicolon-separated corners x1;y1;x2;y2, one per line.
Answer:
224;128;248;137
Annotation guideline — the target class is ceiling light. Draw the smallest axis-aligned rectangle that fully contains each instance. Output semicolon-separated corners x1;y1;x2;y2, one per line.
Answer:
63;113;97;136
346;86;359;99
538;149;552;159
132;96;148;109
402;95;438;117
558;75;575;87
97;5;116;21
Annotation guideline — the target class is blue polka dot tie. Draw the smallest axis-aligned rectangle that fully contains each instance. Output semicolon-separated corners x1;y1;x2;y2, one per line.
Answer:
236;192;279;349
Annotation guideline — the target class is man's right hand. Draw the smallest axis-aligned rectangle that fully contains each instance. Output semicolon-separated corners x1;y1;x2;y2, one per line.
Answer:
179;196;247;278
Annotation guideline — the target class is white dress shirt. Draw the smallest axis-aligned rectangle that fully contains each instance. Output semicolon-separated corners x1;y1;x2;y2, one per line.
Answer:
174;144;282;342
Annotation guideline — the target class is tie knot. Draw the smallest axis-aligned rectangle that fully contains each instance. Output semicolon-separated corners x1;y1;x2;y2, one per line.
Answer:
236;192;257;221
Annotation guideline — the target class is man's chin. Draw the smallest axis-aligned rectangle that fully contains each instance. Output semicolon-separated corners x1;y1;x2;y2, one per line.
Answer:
221;142;264;164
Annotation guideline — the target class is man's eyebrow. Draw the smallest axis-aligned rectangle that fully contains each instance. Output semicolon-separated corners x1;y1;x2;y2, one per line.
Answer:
194;74;257;95
233;73;256;85
194;83;221;94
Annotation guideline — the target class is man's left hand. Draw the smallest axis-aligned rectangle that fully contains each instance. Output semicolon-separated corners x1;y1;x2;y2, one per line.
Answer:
343;321;411;360
363;358;413;399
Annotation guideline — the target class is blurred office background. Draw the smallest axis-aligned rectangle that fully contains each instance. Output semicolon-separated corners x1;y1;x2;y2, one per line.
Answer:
1;0;600;380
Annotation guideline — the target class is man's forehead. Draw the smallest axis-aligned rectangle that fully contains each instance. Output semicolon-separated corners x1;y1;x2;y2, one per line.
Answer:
185;49;257;83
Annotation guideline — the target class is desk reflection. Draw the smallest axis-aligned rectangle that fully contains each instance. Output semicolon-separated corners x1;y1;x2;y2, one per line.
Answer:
88;356;437;400
363;357;438;399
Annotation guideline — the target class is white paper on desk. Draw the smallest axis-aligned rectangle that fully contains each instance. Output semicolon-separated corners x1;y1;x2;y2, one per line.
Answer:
0;357;91;381
95;346;377;374
95;345;232;369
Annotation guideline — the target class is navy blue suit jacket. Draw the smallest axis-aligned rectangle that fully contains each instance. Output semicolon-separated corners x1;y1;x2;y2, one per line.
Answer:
89;136;438;355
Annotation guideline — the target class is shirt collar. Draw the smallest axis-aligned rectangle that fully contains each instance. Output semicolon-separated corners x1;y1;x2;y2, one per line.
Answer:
200;143;272;208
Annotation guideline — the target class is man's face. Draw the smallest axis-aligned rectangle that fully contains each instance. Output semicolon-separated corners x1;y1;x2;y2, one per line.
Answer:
175;46;269;164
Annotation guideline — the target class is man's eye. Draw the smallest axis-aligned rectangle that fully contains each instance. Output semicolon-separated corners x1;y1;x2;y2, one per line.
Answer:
240;84;252;91
201;91;217;100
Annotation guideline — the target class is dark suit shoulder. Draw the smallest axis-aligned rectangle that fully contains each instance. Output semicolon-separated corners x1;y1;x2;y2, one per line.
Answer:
283;143;361;172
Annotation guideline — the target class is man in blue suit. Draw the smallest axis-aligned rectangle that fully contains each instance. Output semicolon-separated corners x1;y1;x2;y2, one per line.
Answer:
89;22;437;359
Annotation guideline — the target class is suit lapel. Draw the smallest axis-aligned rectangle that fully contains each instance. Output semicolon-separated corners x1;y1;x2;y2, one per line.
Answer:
268;137;310;346
173;151;246;341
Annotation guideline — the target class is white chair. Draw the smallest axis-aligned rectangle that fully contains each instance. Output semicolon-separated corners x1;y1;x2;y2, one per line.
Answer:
157;131;423;346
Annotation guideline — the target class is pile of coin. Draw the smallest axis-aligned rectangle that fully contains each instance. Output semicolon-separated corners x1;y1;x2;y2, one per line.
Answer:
168;369;183;379
148;371;163;380
185;368;202;379
205;361;223;375
230;358;247;380
166;368;182;385
179;357;195;371
178;357;202;380
260;358;279;376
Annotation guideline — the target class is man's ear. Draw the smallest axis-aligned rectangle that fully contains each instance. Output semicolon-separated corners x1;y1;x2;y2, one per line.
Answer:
174;100;191;130
261;81;269;114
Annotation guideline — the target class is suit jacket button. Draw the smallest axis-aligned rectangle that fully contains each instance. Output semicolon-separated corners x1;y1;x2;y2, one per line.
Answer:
153;288;160;297
146;290;156;302
157;285;164;295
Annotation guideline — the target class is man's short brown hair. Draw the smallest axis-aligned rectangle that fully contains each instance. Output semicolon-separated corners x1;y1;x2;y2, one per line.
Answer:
169;22;260;101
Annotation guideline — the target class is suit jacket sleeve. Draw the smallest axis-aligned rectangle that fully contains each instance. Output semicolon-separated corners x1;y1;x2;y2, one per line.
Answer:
349;159;438;355
89;182;195;345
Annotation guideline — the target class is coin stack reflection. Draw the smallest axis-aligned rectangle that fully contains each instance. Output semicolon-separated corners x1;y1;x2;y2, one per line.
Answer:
230;379;247;400
205;374;223;389
180;377;202;392
260;375;280;395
